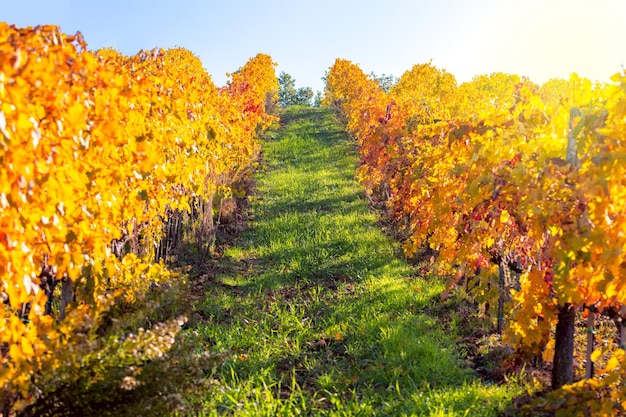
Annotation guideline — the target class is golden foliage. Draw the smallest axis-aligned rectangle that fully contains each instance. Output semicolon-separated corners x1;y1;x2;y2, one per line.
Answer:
325;55;626;405
0;23;277;411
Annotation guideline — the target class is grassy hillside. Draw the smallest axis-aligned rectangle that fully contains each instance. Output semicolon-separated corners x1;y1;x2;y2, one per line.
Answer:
166;106;528;416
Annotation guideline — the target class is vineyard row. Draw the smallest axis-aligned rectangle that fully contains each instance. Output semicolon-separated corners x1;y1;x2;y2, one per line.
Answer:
0;23;278;413
324;58;626;414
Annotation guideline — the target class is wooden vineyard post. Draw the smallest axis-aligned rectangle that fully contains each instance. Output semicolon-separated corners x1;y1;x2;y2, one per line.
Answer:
553;304;576;388
552;107;581;389
60;277;74;320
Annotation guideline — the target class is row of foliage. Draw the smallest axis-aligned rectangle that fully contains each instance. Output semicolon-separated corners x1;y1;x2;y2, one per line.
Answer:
0;23;277;414
324;58;626;414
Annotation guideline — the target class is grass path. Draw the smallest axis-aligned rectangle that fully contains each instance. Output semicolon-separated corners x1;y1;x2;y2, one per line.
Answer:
181;106;522;416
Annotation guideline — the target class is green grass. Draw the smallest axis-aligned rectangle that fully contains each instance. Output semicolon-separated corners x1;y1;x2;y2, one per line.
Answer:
174;106;525;416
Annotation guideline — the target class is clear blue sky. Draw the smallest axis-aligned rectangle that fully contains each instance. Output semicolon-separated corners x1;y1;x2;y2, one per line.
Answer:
4;0;626;92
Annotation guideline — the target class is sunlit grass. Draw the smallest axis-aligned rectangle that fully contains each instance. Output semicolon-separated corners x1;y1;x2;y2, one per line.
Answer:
174;106;525;416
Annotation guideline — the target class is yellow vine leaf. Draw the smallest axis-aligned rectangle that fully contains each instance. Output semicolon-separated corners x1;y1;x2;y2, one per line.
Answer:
605;356;620;372
500;209;510;224
590;349;602;363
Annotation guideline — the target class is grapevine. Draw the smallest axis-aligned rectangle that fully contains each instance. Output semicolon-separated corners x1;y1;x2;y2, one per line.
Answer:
325;56;626;410
0;23;277;412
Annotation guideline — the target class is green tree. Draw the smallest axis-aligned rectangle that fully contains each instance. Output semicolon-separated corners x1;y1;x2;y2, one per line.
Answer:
313;91;323;107
278;72;315;107
295;87;314;106
278;71;298;107
370;72;397;93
